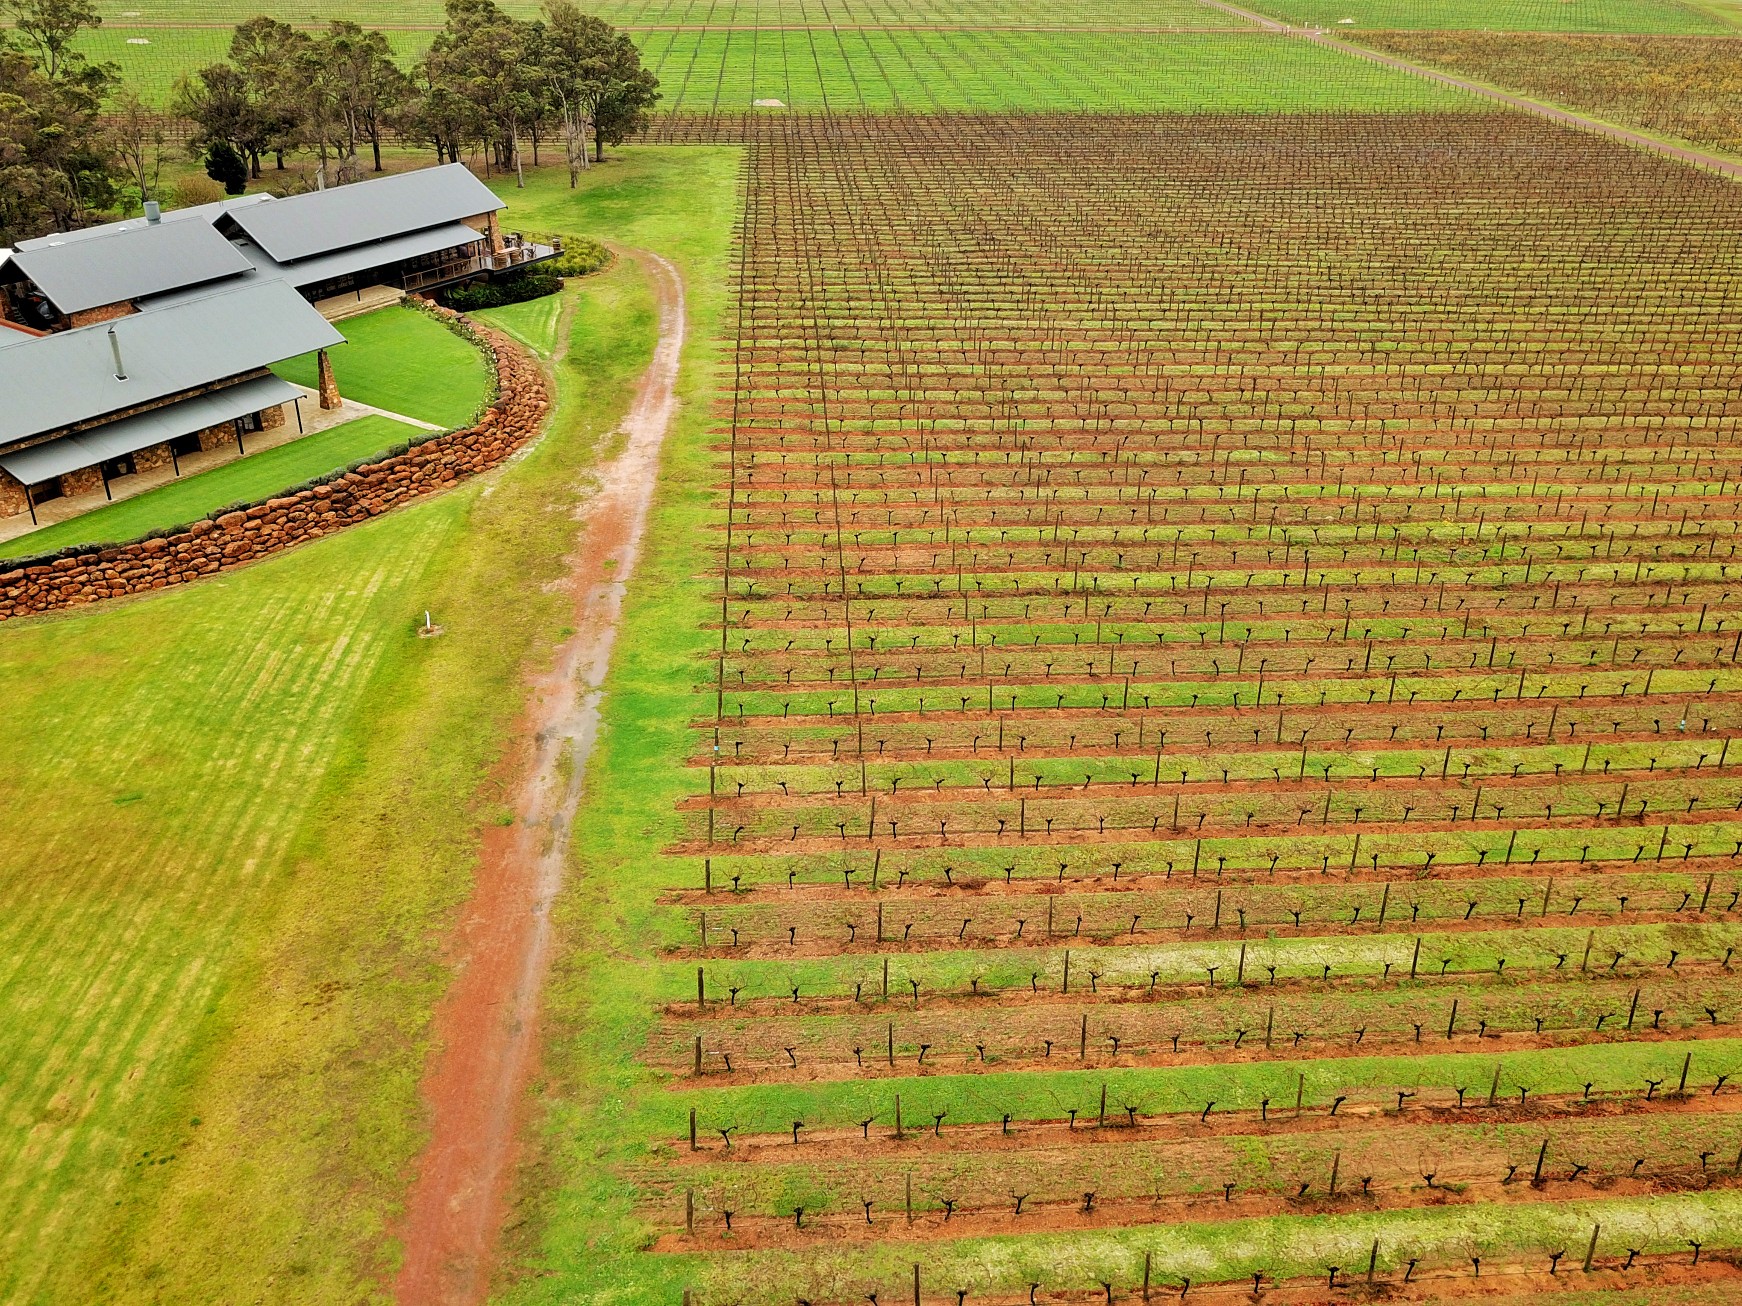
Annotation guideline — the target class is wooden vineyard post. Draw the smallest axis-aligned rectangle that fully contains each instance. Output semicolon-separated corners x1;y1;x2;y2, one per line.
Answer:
1099;1082;1107;1126
883;958;889;999
1410;936;1421;979
1679;1052;1692;1096
1377;882;1389;925
703;858;711;893
685;1188;694;1234
1585;1224;1601;1272
1236;942;1246;985
1265;1005;1273;1049
1367;1240;1378;1284
888;1022;895;1066
1063;949;1071;993
1534;1138;1549;1184
693;1035;702;1075
1295;1072;1304;1116
906;1176;914;1223
1488;1062;1503;1107
1626;988;1640;1030
895;1093;904;1138
689;1107;696;1151
1581;930;1594;973
1328;1149;1340;1195
696;967;705;1009
878;902;884;942
1080;1013;1089;1059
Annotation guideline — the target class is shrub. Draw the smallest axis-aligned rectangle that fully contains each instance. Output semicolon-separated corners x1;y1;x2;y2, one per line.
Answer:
548;237;611;277
172;174;226;208
204;142;249;196
440;270;562;311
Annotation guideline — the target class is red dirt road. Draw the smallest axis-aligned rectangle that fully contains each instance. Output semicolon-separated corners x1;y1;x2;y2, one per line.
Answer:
390;249;688;1306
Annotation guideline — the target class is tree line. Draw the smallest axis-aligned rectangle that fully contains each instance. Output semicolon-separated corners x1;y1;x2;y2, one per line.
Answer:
176;0;658;193
0;0;658;244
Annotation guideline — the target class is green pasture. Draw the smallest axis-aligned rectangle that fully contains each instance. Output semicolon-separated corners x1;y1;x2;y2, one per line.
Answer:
273;303;489;430
0;149;722;1303
76;25;436;100
0;414;417;561
85;0;1248;26
88;24;1477;110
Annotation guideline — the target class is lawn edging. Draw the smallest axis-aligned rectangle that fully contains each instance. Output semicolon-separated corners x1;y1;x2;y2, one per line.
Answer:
0;307;545;620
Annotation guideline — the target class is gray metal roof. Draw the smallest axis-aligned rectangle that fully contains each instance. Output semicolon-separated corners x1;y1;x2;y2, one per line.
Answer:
220;164;504;264
0;373;302;486
11;195;272;251
138;223;487;309
7;219;254;315
0;279;342;444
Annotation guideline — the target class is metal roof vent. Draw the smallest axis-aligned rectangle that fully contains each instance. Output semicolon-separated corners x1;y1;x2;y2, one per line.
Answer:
108;324;127;380
144;200;162;224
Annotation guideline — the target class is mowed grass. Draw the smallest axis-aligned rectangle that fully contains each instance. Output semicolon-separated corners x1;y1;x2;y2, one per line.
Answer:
0;414;418;561
1248;0;1742;32
86;0;1247;27
0;493;457;1303
273;303;489;430
0;151;725;1303
475;293;567;359
90;25;1475;110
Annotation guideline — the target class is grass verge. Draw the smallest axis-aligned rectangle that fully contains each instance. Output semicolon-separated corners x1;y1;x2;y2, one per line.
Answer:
0;414;418;561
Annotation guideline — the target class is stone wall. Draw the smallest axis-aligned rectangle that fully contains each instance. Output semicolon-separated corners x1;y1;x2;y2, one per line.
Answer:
0;469;28;518
59;466;102;499
195;421;239;453
0;315;545;621
134;442;173;473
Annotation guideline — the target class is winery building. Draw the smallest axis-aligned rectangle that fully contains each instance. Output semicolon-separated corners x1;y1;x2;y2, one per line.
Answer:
0;164;553;522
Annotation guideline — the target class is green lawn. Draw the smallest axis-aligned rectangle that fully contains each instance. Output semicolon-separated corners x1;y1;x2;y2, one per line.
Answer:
0;152;716;1304
87;0;1242;26
92;25;1475;110
474;293;566;359
0;414;417;562
273;304;489;430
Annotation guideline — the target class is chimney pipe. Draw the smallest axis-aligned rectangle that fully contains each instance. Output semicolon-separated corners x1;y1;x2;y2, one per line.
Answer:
109;324;127;381
144;200;161;224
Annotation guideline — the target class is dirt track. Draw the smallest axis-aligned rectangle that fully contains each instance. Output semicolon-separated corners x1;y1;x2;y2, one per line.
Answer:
390;249;688;1306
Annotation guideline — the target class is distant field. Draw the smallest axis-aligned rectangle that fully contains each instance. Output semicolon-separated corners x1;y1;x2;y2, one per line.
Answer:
93;27;1476;110
85;0;1248;28
1361;30;1742;155
79;25;434;100
1246;0;1742;32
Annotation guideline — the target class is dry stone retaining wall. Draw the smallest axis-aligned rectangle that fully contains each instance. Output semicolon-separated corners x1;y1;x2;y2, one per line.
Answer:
0;311;548;620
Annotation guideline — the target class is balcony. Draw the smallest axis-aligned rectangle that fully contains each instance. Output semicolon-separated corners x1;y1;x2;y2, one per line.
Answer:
401;234;563;294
